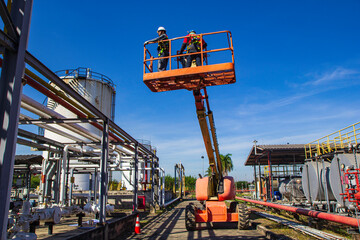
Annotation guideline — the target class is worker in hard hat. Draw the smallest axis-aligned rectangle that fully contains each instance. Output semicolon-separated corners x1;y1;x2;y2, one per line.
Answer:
144;27;169;71
179;30;207;68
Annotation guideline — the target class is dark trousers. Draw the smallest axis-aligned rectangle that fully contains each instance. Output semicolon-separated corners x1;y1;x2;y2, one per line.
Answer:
158;52;169;71
185;53;201;68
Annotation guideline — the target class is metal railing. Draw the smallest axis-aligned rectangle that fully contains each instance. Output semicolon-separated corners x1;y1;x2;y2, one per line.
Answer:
263;165;302;178
55;67;115;88
143;30;234;73
305;122;360;158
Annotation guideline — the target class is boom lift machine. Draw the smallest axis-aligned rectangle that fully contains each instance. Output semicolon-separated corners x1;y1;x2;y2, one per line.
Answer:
143;31;250;230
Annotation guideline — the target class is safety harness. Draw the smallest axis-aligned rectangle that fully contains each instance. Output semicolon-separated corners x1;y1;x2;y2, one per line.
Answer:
158;34;169;56
187;35;202;52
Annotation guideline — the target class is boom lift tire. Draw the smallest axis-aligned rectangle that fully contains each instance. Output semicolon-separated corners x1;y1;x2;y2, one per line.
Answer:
237;203;250;230
185;204;196;231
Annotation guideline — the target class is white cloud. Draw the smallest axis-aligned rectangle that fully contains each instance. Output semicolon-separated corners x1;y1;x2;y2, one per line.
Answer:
304;67;359;86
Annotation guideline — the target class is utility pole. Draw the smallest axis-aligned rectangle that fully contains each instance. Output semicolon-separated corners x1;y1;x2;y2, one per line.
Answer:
201;156;204;176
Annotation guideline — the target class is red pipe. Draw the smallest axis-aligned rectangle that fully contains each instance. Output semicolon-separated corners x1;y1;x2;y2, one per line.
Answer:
236;197;360;228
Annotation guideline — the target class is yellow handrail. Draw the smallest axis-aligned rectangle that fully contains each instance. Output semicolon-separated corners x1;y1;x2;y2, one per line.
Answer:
305;122;360;158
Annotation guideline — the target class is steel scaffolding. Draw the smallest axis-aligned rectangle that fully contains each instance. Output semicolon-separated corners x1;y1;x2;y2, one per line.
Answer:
0;1;160;238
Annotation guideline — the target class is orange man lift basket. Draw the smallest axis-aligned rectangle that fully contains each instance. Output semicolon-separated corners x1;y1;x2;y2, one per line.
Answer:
143;31;236;92
143;31;250;231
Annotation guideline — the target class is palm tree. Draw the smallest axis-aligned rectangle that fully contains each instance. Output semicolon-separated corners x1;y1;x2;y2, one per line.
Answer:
203;153;233;176
205;166;212;177
220;153;233;176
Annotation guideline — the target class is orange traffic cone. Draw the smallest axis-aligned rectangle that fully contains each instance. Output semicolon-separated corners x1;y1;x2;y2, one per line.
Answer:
135;214;141;234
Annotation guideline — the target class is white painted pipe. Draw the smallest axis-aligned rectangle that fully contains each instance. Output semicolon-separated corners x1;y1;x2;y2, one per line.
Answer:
60;145;82;204
20;113;85;142
160;168;165;206
21;94;100;142
21;96;154;158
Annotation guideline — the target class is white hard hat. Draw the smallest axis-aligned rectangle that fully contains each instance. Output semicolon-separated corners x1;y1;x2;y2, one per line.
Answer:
157;26;166;32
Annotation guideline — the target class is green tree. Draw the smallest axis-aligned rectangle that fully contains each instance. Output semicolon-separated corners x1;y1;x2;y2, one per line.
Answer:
220;153;233;175
185;176;197;191
165;175;174;191
236;181;250;189
204;153;234;176
204;166;211;177
30;175;40;189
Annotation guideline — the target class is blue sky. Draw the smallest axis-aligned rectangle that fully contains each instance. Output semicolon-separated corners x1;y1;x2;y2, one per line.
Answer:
17;1;360;181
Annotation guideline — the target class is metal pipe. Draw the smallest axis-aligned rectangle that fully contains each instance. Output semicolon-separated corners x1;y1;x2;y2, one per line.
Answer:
19;114;85;143
60;145;82;205
258;160;262;198
99;118;109;224
94;169;98;203
45;162;56;204
254;165;258;199
133;143;139;212
21;95;100;142
40;153;50;203
164;197;180;207
236;197;360;227
268;151;273;200
151;157;154;208
69;168;74;206
174;165;177;196
161;168;165;206
24;75;125;145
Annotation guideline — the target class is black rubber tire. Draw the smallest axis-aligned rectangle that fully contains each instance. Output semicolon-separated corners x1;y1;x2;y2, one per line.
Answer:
237;203;250;230
185;204;196;231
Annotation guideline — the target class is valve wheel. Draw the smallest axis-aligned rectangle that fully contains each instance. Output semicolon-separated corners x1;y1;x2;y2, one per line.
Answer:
185;203;196;231
237;203;250;230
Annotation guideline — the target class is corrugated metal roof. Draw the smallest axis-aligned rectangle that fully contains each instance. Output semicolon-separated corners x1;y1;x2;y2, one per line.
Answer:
244;144;306;166
15;154;43;165
256;144;305;150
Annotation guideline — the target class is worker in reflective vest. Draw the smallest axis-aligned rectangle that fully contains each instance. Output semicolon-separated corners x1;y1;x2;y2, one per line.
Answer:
179;30;207;68
144;26;169;71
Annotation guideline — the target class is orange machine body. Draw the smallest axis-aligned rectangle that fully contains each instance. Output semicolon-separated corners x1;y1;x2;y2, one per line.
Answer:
195;201;238;222
196;176;235;201
195;176;238;223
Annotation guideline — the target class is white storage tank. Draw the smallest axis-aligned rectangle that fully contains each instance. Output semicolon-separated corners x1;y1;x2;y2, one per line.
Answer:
329;153;360;207
301;160;335;202
43;68;116;143
41;68;116;194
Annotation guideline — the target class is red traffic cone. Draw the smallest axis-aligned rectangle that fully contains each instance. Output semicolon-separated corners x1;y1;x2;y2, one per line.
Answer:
135;214;141;234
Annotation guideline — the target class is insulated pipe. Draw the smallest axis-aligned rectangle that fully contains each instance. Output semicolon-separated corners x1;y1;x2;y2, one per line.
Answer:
24;75;138;154
45;162;57;204
23;71;140;154
25;75;116;142
158;168;161;206
64;164;119;169
21;102;99;143
164;197;180;207
19;114;85;143
60;145;82;205
161;168;165;206
39;154;48;203
21;95;100;142
69;168;74;206
236;197;360;228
